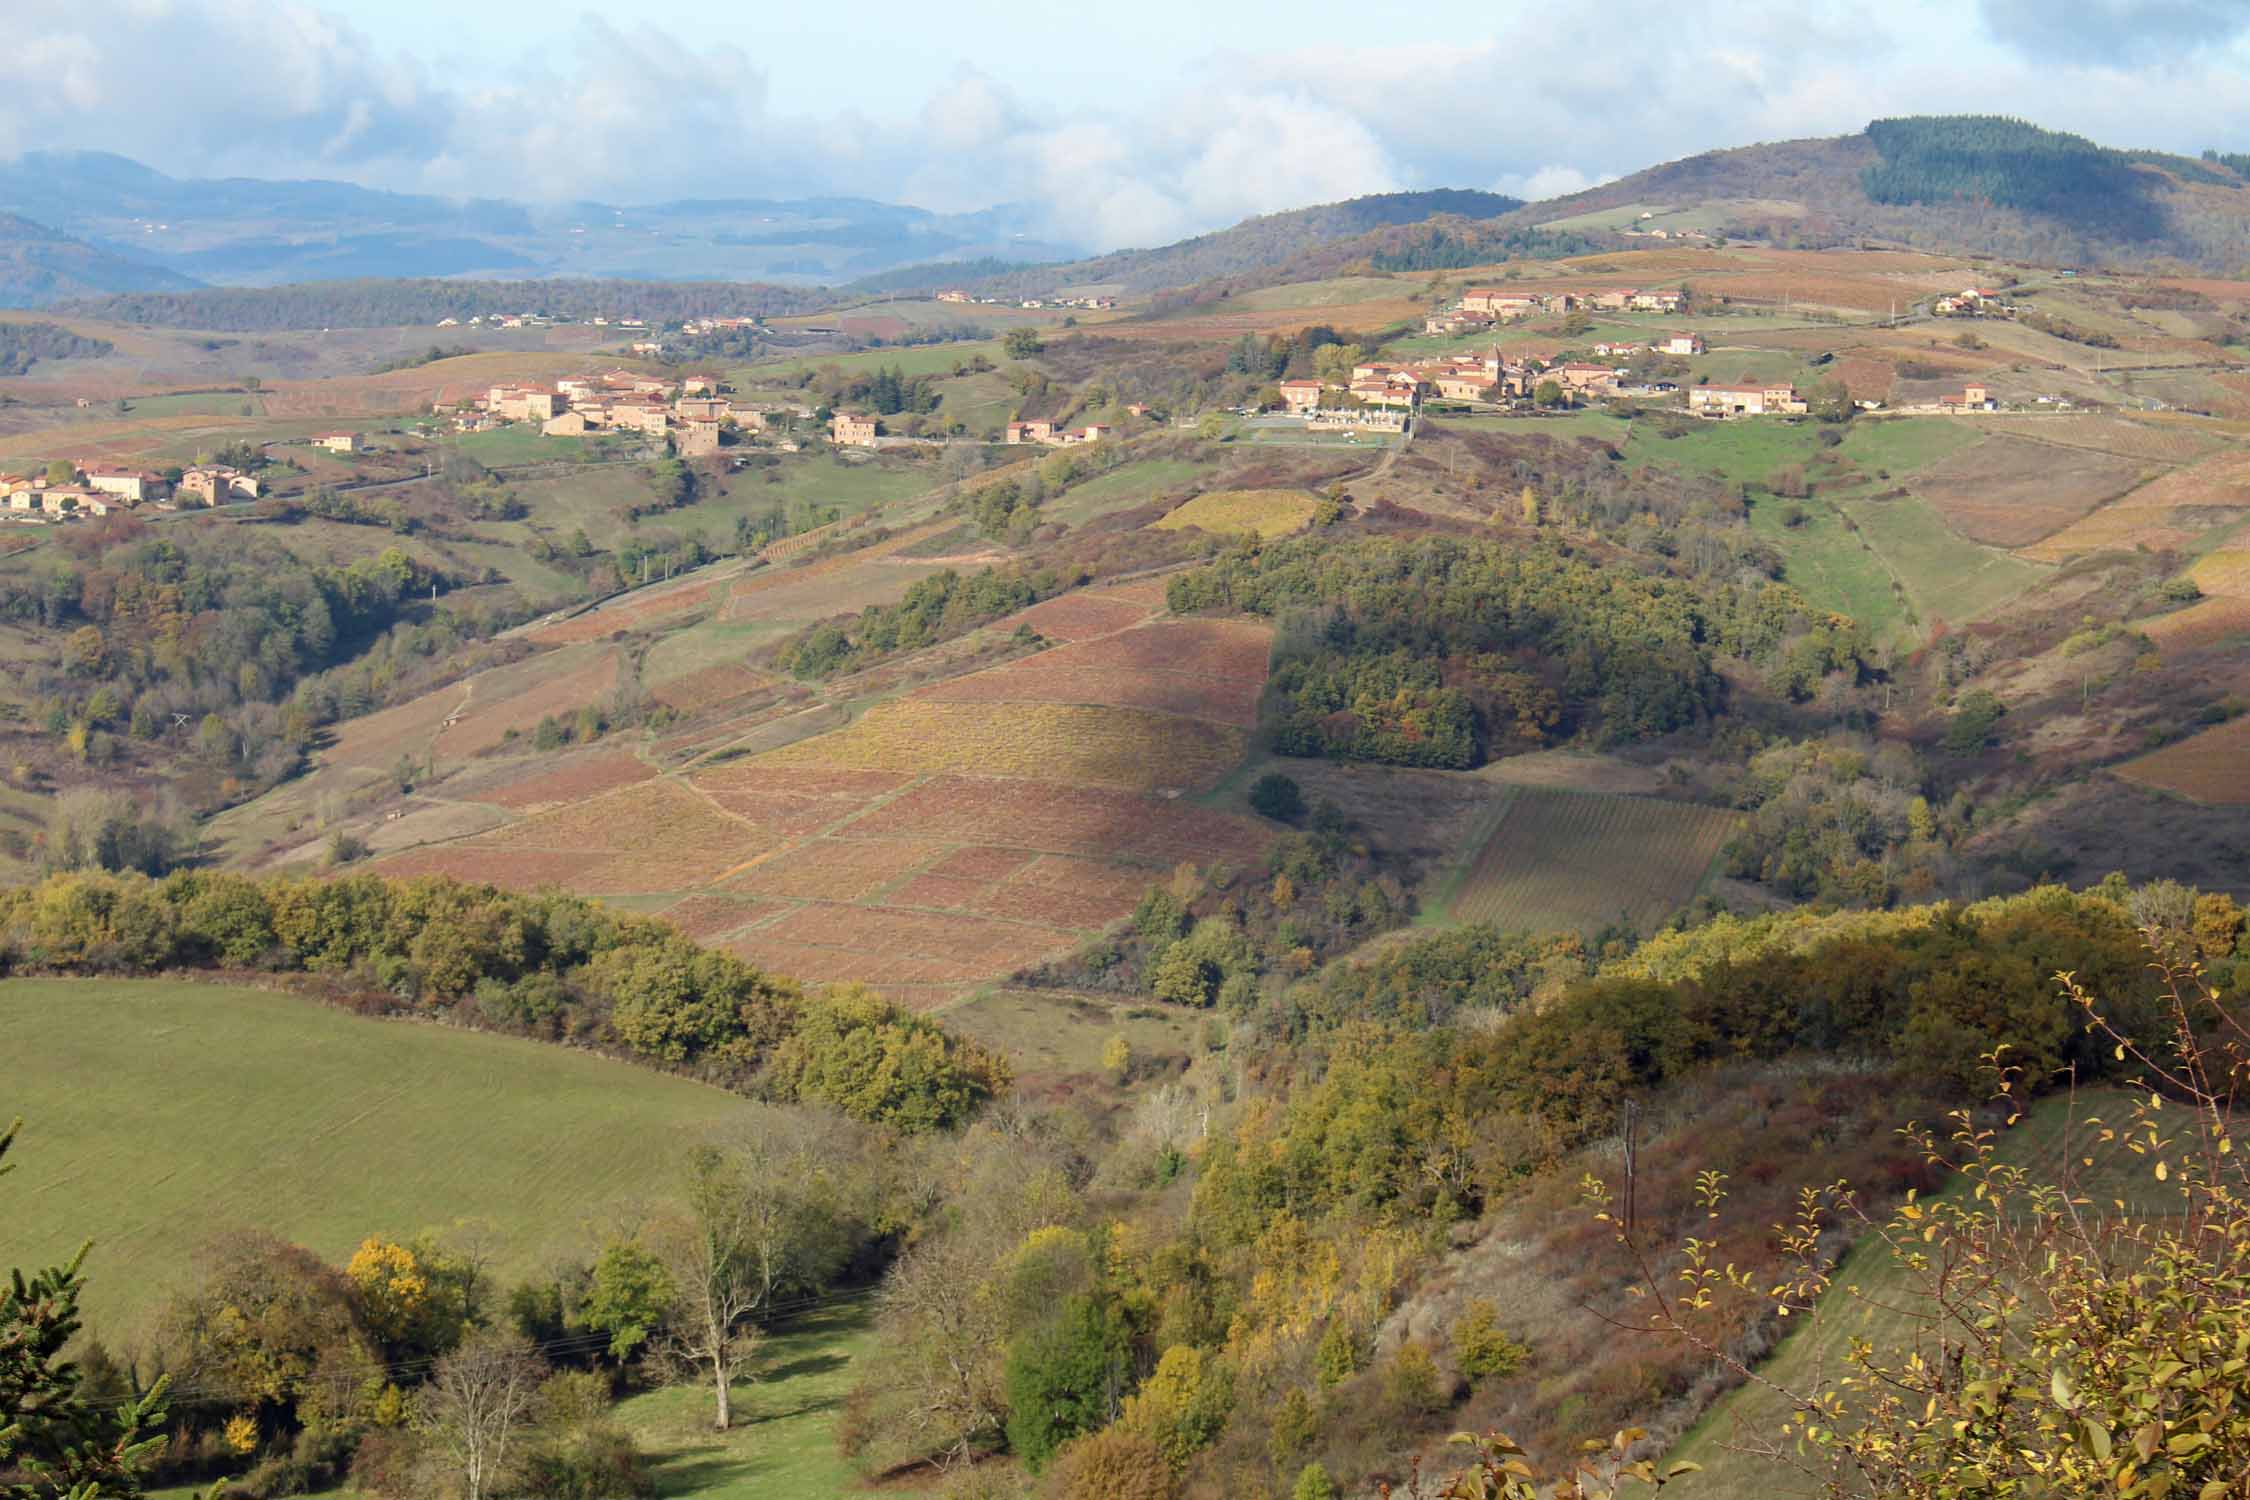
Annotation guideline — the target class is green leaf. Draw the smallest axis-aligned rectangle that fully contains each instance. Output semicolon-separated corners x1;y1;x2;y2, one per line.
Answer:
2083;1420;2112;1461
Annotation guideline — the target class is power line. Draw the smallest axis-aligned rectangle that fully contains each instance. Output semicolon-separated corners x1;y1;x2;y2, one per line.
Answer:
67;1283;884;1416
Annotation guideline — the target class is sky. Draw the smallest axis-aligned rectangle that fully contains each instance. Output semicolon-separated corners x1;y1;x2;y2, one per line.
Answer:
7;0;2250;252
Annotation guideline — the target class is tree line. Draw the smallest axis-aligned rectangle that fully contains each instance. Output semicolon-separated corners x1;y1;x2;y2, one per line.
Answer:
57;279;824;332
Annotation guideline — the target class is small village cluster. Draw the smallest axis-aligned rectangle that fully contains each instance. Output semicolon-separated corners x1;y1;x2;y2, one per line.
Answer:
0;459;262;522
455;369;790;457
1424;283;1686;335
433;313;653;330
1933;286;2015;317
936;288;1117;311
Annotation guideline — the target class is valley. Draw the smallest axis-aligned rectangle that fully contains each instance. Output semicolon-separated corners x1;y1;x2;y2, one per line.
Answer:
4;109;2249;1500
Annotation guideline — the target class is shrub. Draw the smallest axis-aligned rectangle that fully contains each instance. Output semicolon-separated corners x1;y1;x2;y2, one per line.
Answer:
1292;1462;1339;1500
1382;1342;1449;1419
1044;1428;1176;1500
1450;1299;1530;1384
1248;772;1305;822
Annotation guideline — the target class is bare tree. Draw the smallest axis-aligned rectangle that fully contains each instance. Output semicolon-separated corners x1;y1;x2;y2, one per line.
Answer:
419;1328;544;1500
653;1135;846;1430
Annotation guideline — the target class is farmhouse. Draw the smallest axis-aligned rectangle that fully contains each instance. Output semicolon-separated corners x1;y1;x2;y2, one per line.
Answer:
936;289;972;303
1686;381;1805;417
1940;382;1996;411
602;400;671;435
678;417;723;457
82;465;163;503
177;466;260;504
1660;332;1705;355
1005;419;1057;445
674;396;731;422
1549;362;1623;397
1278;379;1324;413
1431;372;1495;402
542;410;591;437
1459;288;1547;318
316;432;360;454
831;411;880;447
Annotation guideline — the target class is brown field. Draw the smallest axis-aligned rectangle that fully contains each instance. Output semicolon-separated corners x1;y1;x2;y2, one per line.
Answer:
2190;548;2250;595
2021;448;2250;561
685;764;915;836
1833;356;1898;402
476;751;655;809
751;701;1248;791
973;855;1154;927
318;681;468;770
1979;415;2226;465
1103;299;1426;341
527;566;747;645
2138;596;2250;651
452;779;766;888
434;648;622;758
910;618;1271;727
1003;592;1156;641
2114;716;2250;804
1914;435;2150;546
647;662;776;714
844;774;1271;866
722;837;946;902
731;903;1078;985
717;522;958;624
1089;574;1182;610
656;893;789;941
371;847;622;889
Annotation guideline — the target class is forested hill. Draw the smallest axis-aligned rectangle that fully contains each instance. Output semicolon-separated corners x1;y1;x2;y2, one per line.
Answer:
935;189;1526;298
56;276;826;331
0;211;200;309
1499;115;2250;270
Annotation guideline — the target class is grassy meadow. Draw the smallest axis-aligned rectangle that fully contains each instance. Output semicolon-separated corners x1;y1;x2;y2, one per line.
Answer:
2;978;755;1336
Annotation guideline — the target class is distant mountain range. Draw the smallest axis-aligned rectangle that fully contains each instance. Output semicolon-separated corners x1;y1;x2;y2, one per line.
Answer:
0;150;1080;298
0;210;199;308
8;118;2248;317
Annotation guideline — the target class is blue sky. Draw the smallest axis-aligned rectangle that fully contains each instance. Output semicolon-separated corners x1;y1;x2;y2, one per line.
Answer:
8;0;2250;251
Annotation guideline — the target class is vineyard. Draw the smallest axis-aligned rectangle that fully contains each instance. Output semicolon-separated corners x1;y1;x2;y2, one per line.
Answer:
1003;592;1158;641
911;619;1272;728
2115;716;2250;805
751;700;1250;792
1911;435;2149;547
475;750;655;809
1441;787;1741;935
1152;488;1321;539
2020;449;2250;561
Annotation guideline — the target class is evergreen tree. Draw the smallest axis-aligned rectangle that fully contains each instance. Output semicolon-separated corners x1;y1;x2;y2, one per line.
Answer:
2;1118;177;1499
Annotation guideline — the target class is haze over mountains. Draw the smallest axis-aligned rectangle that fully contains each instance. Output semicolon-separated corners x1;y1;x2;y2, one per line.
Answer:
5;116;2250;313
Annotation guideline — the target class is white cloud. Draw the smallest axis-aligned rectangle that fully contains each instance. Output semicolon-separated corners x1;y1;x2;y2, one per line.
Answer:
3;0;2250;255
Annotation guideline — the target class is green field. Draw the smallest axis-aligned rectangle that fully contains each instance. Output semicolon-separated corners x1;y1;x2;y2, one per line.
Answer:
119;391;268;418
615;1299;920;1498
453;426;599;466
1047;456;1212;526
2;978;753;1335
1425;786;1740;936
1838;415;1982;478
1749;492;1915;641
1662;1090;2156;1498
1837;493;2044;626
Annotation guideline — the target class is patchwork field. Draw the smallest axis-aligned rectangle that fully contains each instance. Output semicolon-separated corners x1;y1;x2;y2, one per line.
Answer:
2020;448;2250;561
1;978;755;1336
2114;715;2250;805
1151;488;1320;538
1912;434;2150;547
1435;787;1741;935
751;700;1249;791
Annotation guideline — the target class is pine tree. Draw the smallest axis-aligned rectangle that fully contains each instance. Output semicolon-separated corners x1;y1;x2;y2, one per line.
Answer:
2;1118;178;1499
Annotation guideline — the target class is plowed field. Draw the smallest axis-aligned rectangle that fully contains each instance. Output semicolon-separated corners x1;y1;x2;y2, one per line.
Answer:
1914;436;2150;547
751;701;1248;792
2115;717;2250;804
1003;593;1156;641
1444;787;1740;935
2021;449;2250;561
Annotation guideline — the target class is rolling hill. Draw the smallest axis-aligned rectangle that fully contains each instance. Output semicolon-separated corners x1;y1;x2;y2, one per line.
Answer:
0;210;201;308
1502;116;2250;271
0;149;1077;292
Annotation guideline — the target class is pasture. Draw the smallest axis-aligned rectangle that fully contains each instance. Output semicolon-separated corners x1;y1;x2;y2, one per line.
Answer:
1429;786;1740;936
1151;487;1319;539
1;978;751;1336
